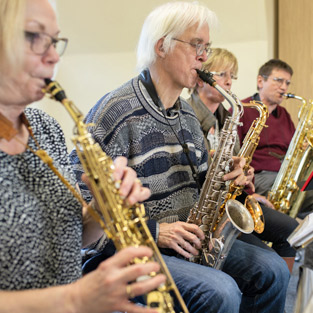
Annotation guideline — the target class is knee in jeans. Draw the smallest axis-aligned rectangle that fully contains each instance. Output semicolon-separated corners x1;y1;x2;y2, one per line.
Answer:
263;254;290;287
202;275;241;308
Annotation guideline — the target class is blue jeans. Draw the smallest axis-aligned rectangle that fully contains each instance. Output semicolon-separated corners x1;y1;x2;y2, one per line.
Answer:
164;239;290;313
163;254;241;313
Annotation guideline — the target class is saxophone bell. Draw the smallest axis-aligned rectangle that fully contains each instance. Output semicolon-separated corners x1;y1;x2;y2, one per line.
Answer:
244;195;265;234
203;198;254;270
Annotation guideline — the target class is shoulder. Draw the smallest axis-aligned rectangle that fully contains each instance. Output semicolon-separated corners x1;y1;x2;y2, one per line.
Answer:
241;93;260;103
277;105;291;115
186;93;211;119
180;97;203;124
241;96;253;103
242;105;260;117
277;105;294;123
86;76;143;124
25;107;63;135
24;107;68;155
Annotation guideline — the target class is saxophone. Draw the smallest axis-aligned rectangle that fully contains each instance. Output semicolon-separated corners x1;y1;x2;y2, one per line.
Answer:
187;70;254;270
218;100;269;234
44;79;189;313
268;93;313;218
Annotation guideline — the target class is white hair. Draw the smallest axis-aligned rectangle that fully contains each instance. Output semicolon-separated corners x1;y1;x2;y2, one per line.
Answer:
136;1;218;72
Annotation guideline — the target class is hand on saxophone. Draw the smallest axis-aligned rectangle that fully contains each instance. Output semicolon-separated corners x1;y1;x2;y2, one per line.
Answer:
71;246;166;313
158;222;205;258
113;156;151;205
82;156;151;206
222;156;248;186
245;165;255;192
81;156;151;246
252;193;275;209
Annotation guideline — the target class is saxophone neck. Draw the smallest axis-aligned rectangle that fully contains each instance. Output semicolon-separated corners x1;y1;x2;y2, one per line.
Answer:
284;93;307;119
243;101;269;122
283;93;306;104
44;79;84;124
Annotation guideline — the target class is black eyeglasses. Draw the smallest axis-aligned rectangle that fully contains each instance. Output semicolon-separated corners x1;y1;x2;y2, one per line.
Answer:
24;31;68;57
262;75;291;87
172;38;212;57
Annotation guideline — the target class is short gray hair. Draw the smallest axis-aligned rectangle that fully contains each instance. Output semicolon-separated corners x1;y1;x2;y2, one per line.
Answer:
136;1;218;72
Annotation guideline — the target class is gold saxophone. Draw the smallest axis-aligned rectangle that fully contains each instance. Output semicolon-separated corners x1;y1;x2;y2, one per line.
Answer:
44;79;189;313
187;70;254;270
268;93;313;218
219;100;268;234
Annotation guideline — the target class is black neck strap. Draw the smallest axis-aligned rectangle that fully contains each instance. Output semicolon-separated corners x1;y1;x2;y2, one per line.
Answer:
139;69;200;192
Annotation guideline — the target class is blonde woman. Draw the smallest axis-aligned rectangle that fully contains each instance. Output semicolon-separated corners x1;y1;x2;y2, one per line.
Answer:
0;1;165;312
187;48;298;273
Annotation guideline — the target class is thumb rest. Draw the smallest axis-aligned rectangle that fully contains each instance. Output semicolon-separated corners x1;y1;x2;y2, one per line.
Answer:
43;79;189;313
187;70;254;270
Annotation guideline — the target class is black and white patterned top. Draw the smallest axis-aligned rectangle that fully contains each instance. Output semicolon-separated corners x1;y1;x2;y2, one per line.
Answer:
0;108;82;290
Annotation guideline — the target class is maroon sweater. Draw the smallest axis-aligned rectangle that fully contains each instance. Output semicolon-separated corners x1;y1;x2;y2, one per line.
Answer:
239;94;295;173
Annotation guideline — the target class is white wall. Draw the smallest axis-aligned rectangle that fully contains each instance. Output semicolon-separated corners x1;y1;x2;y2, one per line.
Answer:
32;0;276;150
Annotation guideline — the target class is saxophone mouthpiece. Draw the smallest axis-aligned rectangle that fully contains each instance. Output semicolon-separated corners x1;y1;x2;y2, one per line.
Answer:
44;78;52;85
44;78;67;102
283;93;295;99
196;69;216;87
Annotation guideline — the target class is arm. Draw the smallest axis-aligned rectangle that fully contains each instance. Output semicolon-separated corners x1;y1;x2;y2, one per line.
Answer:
0;247;165;313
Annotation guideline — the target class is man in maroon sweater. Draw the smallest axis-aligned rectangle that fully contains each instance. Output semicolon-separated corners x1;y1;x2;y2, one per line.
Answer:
238;59;295;196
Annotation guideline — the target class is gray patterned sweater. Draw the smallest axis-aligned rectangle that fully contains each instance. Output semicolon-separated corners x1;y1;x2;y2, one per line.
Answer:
70;72;209;230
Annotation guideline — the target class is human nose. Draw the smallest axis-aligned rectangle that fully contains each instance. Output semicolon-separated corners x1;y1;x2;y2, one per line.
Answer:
224;73;232;86
43;44;60;64
281;80;289;90
197;50;208;62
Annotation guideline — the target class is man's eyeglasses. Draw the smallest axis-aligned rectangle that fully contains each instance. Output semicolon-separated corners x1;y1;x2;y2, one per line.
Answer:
172;38;212;57
24;31;68;57
210;71;238;80
262;75;291;87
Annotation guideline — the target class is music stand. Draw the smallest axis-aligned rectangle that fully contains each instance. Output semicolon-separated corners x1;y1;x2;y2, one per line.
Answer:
301;169;313;192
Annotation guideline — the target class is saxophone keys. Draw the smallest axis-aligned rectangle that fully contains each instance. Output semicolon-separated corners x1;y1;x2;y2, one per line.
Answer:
201;215;210;226
200;224;210;232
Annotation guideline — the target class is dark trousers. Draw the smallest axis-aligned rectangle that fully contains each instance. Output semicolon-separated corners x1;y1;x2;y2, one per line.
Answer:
238;204;299;257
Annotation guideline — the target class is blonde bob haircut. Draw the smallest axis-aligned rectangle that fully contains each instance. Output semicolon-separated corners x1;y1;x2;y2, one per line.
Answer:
202;48;238;76
136;1;218;72
0;0;26;73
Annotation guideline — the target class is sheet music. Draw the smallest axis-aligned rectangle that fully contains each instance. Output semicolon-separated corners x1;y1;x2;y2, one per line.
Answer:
288;213;313;248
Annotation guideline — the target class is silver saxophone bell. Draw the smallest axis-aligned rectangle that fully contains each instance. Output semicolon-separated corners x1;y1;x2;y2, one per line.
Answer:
203;199;254;270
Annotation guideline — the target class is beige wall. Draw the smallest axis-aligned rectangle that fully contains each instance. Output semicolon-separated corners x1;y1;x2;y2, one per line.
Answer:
32;0;276;150
278;0;313;127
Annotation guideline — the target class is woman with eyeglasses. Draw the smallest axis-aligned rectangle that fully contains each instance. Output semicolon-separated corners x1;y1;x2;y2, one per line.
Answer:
187;48;241;155
0;0;166;312
187;49;299;274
